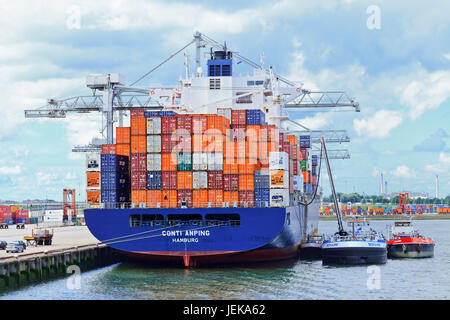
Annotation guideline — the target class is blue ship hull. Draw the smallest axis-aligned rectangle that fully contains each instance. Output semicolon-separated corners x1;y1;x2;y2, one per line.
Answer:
84;199;320;267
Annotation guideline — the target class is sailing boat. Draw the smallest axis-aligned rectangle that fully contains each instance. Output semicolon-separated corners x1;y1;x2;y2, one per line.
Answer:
319;138;387;265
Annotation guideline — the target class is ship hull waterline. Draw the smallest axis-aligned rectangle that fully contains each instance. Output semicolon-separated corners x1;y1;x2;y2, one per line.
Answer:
387;240;434;259
84;201;320;268
322;241;387;265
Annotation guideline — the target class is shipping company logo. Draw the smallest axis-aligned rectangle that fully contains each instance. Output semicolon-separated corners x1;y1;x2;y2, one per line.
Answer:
66;5;81;30
66;265;81;290
366;265;381;290
366;5;381;30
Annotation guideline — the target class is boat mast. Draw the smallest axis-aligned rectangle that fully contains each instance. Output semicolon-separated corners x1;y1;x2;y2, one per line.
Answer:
321;137;346;236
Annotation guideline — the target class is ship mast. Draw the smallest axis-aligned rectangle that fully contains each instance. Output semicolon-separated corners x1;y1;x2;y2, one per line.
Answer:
321;137;347;236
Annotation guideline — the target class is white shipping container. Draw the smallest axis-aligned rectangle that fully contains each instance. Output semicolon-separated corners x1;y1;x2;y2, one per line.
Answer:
193;171;208;189
269;170;289;189
146;117;161;134
193;153;208;171
207;152;223;171
293;175;303;191
217;108;232;121
146;135;161;153
147;153;161;171
270;189;290;207
269;152;289;170
86;153;101;172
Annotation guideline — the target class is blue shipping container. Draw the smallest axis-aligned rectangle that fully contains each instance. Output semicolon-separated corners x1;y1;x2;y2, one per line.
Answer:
254;189;270;207
146;171;162;190
254;171;270;189
101;171;130;190
101;190;129;204
299;136;311;148
245;109;266;125
101;154;129;172
311;155;318;166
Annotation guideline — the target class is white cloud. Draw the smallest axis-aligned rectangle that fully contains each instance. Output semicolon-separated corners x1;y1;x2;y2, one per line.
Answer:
353;109;403;139
0;165;22;175
444;53;450;60
400;69;450;120
392;165;416;179
36;172;59;186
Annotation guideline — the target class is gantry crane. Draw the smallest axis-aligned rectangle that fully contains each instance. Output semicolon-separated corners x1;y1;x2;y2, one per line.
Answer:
24;32;359;158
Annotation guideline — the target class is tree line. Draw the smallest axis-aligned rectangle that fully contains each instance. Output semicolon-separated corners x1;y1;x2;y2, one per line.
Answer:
322;192;450;205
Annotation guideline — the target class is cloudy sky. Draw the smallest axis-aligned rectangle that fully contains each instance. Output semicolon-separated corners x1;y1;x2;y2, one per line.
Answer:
0;0;449;201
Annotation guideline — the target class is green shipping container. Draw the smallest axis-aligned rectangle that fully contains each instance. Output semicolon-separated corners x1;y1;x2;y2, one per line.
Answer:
177;153;192;171
300;160;307;171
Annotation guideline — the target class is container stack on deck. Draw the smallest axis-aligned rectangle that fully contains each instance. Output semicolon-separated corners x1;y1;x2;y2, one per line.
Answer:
86;153;101;206
90;108;321;209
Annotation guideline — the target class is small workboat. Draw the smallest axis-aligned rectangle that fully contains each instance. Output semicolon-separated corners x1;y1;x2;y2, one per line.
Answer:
387;220;434;258
319;138;386;265
300;234;324;259
321;218;387;265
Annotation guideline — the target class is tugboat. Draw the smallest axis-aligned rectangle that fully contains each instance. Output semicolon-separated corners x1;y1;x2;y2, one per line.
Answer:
387;220;434;258
319;138;387;265
300;234;324;259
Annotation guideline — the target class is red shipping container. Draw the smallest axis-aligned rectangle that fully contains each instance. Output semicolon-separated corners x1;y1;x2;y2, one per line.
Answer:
16;210;29;219
230;125;246;142
293;160;299;175
290;175;294;194
231;110;246;125
239;191;254;207
172;134;192;153
131;153;146;172
177;190;193;208
192;115;207;134
176;115;193;133
207;171;223;189
161;134;178;153
130;110;145;117
223;174;239;191
131;171;147;190
300;148;307;160
162;172;177;190
102;144;116;154
161;117;177;134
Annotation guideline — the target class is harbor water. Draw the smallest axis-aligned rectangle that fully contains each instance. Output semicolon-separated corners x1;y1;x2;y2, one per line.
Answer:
1;219;448;300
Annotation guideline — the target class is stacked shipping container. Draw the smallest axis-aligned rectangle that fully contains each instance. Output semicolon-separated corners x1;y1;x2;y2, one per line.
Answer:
96;108;315;209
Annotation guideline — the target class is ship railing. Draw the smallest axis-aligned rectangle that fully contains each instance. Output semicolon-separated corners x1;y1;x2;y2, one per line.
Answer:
96;201;275;209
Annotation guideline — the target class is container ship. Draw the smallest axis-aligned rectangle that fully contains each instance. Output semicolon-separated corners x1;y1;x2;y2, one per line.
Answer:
83;35;330;267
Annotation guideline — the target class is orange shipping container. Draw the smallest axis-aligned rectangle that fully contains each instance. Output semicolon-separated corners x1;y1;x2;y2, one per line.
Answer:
193;190;208;208
116;127;131;144
246;125;261;142
239;174;254;191
10;205;20;213
146;190;162;208
161;153;177;171
87;172;100;188
131;117;146;136
131;135;146;154
208;190;224;208
238;158;258;175
286;135;298;146
177;171;193;190
192;134;207;152
161;190;177;208
87;190;101;205
116;144;131;158
131;190;147;206
224;191;239;206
